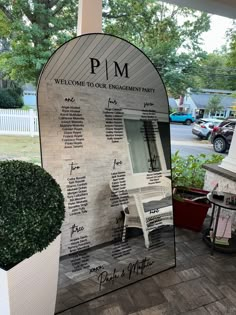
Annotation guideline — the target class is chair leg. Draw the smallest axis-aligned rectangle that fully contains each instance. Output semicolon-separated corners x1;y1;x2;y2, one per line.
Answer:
122;221;127;242
143;230;150;249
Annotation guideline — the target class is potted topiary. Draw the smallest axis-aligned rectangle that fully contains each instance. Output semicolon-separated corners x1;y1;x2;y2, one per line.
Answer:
172;151;223;232
0;160;65;315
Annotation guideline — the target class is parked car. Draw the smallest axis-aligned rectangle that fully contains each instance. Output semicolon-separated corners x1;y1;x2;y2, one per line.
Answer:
169;112;195;125
192;118;223;140
211;118;236;153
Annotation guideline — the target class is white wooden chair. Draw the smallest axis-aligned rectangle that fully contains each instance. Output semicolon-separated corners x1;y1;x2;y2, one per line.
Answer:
121;174;173;248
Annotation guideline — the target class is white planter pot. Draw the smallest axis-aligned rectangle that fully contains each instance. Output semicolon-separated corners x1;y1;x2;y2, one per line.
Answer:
0;234;61;315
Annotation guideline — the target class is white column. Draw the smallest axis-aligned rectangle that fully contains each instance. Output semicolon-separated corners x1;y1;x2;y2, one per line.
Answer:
77;0;102;36
219;130;236;173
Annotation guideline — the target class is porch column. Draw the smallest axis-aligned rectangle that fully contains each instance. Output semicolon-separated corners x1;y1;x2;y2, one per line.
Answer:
219;131;236;173
77;0;102;35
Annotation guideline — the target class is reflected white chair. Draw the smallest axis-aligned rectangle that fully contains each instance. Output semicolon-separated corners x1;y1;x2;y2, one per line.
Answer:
122;175;173;248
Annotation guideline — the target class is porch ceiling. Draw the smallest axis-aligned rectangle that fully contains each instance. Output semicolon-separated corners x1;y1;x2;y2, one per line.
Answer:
162;0;236;19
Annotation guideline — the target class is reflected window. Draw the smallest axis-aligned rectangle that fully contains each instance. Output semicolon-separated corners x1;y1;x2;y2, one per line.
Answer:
124;119;161;173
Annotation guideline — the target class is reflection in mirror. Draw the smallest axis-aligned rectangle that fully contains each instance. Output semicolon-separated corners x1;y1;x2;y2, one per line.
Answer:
37;33;175;314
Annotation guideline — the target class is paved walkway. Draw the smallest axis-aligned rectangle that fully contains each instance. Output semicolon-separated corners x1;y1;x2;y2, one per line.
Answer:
56;219;236;314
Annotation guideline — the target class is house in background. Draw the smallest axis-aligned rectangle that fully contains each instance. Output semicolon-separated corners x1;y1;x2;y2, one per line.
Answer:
182;88;236;118
22;87;178;113
22;83;36;107
168;97;178;111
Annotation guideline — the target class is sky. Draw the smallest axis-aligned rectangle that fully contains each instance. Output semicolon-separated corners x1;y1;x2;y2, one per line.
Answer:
200;15;234;53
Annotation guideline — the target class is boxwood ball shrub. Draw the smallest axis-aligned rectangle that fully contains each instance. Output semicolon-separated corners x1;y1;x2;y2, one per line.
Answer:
0;160;65;270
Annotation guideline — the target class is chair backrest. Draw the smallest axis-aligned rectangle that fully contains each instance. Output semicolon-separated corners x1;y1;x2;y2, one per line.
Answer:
125;173;171;194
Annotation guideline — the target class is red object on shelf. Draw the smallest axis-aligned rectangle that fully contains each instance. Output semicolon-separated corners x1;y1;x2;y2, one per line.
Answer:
173;187;211;232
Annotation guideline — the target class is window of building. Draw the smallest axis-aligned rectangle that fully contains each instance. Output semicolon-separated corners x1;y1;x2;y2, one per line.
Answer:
124;118;163;174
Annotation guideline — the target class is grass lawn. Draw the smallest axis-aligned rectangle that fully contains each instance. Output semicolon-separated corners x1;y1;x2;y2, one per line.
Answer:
0;135;41;165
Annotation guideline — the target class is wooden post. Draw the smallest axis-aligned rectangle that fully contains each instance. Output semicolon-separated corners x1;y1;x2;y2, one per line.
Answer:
77;0;102;35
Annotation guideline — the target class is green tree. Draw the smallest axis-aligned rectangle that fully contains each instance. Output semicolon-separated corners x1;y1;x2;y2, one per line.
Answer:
0;0;78;83
194;50;236;90
205;95;224;116
0;0;210;91
225;23;236;92
227;22;236;68
0;10;10;53
103;0;210;97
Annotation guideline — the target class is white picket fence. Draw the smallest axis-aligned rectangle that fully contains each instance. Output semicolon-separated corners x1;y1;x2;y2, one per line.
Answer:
0;109;39;137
